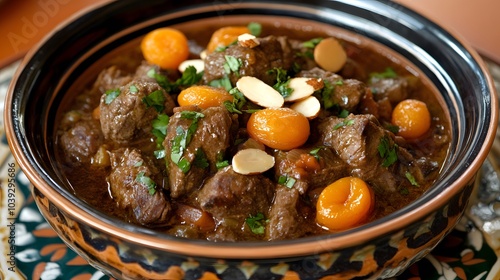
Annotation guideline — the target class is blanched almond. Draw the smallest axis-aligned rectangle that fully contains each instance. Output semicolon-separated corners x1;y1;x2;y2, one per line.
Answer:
290;96;321;119
284;77;324;102
236;76;284;108
232;148;275;175
178;59;205;73
238;33;260;48
314;37;347;73
200;50;208;60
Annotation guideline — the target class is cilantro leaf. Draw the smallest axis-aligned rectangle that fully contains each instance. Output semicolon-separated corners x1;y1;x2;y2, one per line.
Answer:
152;114;169;147
136;171;156;195
104;88;120;104
370;67;398;80
302;37;323;49
170;111;205;173
193;148;209;169
245;213;266;235
224;55;242;75
405;172;419;186
278;175;296;188
142;90;165;112
378;136;398;167
333;118;355;130
247;22;262;36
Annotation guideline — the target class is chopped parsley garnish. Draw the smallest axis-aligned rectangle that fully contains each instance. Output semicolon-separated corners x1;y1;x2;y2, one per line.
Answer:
405;172;419;186
216;151;229;170
299;37;323;58
147;66;203;92
224;55;243;75
309;146;324;160
133;161;143;167
278;175;296;189
193;148;209;169
223;87;247;114
267;68;293;98
136;171;156;195
151;114;170;147
247;22;262;36
338;109;349;118
333;118;355;130
154;149;166;159
377;136;398;167
302;37;323;49
104;88;120;104
245;212;267;235
370;67;398;80
319;80;334;109
385;124;400;134
129;84;138;93
170;111;205;173
142;90;165;112
209;76;233;91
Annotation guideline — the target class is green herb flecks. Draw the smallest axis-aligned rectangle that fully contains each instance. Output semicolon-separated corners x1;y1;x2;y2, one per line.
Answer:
224;55;243;75
129;84;138;93
245;212;267;235
147;66;203;93
267;68;293;98
369;67;398;80
385;123;400;134
170;111;205;173
278;175;296;189
104;88;121;104
216;151;229;170
247;22;262;36
378;136;398;167
333;118;355;130
136;171;156;195
405;172;419;186
142;90;166;112
309;146;324;160
151;114;170;148
223;87;247;114
193;148;209;169
209;76;233;91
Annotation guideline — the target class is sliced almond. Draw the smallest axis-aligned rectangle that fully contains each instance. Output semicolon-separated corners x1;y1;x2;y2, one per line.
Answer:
284;77;324;102
236;76;284;108
290;96;321;119
178;59;205;73
238;33;260;48
200;50;208;60
314;37;347;73
232;148;275;175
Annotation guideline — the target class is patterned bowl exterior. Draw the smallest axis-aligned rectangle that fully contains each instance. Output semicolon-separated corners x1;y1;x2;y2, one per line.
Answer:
5;1;497;280
32;177;476;280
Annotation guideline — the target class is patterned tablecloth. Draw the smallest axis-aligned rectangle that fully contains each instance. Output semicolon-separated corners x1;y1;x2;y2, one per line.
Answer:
0;58;499;280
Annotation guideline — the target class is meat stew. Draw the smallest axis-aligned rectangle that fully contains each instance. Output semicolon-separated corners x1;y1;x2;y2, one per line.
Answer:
55;20;450;241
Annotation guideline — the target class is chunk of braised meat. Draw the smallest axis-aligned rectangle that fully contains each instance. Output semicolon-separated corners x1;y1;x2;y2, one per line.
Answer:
107;148;171;227
203;35;294;86
266;186;314;241
316;114;436;194
297;67;367;113
164;106;238;199
99;80;175;143
58;111;103;164
198;166;275;241
274;147;348;195
369;75;418;105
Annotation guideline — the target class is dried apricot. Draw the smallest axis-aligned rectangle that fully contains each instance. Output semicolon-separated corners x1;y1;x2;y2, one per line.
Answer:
247;108;310;150
141;28;189;70
391;99;431;139
207;26;250;52
177;85;234;109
